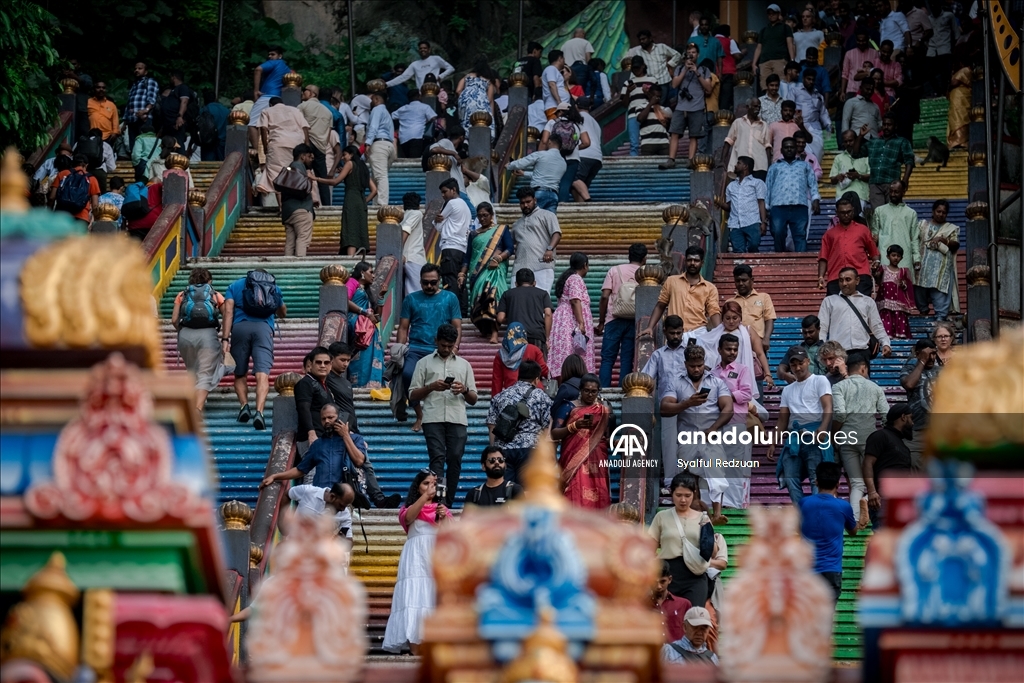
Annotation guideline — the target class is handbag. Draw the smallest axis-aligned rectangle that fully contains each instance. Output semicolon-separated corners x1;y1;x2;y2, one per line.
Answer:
352;314;375;351
572;329;589;355
839;294;881;358
672;510;713;575
273;164;312;198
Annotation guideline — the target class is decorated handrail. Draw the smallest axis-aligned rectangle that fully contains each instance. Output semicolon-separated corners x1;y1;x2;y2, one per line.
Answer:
592;96;626;156
494;104;527;203
375;254;401;357
248;429;297;578
25;111;74;173
142;202;185;300
201;151;245;257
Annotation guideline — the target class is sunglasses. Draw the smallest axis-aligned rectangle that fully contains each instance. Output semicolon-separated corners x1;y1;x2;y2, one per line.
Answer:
420;279;440;286
313;359;331;365
486;457;505;464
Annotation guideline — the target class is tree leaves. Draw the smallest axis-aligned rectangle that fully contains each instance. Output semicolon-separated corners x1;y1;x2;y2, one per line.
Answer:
0;3;61;153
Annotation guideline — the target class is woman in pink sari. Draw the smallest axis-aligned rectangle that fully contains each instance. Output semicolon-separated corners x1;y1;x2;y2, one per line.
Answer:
551;374;613;509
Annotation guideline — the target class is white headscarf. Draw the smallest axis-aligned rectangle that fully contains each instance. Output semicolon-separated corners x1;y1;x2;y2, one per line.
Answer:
695;323;759;399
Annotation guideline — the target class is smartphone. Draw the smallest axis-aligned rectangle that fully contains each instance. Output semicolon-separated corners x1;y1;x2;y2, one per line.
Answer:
698;387;711;396
581;414;594;425
444;376;455;385
435;478;447;504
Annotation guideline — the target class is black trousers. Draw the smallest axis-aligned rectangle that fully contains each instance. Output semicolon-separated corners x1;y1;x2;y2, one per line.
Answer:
400;139;425;159
826;275;873;297
361;460;388;506
439;248;467;314
311;147;331;206
422;422;467;506
719;73;735;111
88;165;108;194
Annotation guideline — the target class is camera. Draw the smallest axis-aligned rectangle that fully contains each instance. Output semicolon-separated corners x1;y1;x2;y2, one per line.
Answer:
679;88;693;101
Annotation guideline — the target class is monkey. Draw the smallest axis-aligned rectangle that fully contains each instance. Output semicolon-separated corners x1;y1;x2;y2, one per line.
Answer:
921;136;950;170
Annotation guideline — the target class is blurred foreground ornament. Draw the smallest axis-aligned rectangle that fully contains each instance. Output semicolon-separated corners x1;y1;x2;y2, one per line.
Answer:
501;609;577;683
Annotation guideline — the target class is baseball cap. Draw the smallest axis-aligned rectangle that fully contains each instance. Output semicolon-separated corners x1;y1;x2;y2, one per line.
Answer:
684;606;713;627
555;102;571;111
767;3;782;12
787;345;810;362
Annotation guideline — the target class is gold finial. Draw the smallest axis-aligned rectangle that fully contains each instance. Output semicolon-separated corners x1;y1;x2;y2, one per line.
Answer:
420;81;440;97
635;263;666;286
94;202;121;222
220;500;253;530
526;127;541;142
714;109;735;127
968;149;987;167
250;543;264;569
187;190;207;207
608;501;641;524
60;77;79;94
690;153;714;172
620;57;632;70
376;205;405;224
1;146;29;213
735;70;754;87
973;65;985;81
166;152;190;170
519;438;567;510
228;109;250;126
970;105;986;122
743;30;759;44
0;552;81;681
470;111;493;127
366;78;386;93
662;204;689;225
622;372;655;398
509;71;528;87
501;608;578;683
965;201;989;220
427;154;453;172
82;589;115;680
826;32;843;47
274;371;303;396
319;264;349;285
282;72;303;89
966;264;991;287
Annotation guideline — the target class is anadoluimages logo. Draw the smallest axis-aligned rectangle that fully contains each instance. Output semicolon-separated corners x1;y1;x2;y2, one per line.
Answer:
609;423;648;458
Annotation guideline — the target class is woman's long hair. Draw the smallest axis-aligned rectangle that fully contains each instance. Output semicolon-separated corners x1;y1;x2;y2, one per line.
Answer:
471;56;492;80
404;469;435;508
562;101;584;125
343;145;371;191
554;252;589;299
352;261;373;293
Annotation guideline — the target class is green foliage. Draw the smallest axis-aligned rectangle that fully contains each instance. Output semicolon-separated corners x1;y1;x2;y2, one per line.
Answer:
0;3;62;154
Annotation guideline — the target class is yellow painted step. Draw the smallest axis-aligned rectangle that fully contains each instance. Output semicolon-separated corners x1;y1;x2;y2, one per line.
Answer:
818;150;968;200
112;160;222;193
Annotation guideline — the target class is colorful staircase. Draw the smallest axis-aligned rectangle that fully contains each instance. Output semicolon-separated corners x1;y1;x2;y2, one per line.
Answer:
112;160;222;193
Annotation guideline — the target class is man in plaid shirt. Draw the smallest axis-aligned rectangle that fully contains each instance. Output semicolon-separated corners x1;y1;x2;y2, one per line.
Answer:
853;113;914;223
124;62;159;147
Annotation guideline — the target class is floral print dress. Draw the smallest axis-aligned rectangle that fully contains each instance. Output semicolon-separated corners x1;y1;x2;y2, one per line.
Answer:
549;273;594;376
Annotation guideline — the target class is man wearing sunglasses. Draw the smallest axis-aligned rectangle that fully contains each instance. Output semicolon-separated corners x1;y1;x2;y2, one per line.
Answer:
294;346;336;451
463;447;523;507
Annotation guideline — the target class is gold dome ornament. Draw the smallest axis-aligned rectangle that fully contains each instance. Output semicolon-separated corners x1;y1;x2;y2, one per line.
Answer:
165;152;190;170
250;543;264;569
282;72;303;88
420;81;440;97
94;202;121;222
620;57;632;70
635;263;666;286
526;126;541;143
621;372;655;398
743;30;759;44
735;70;754;86
376;205;405;224
520;438;567;510
826;32;843;47
973;65;985;81
366;78;386;93
509;71;528;87
187;190;207;208
965;201;989;221
319;264;349;285
968;149;987;167
60;77;79;94
966;264;991;287
427;154;453;172
228;109;250;126
501;609;578;683
0;552;81;682
661;204;689;225
970;105;987;122
470;111;493;127
715;109;735;127
220;500;253;530
690;153;714;172
274;371;302;396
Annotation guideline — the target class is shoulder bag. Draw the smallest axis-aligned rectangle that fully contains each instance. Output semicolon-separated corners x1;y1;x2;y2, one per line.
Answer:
273;164;312;198
839;294;881;358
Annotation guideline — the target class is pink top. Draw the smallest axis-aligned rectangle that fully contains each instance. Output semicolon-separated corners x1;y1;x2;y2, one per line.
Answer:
769;121;800;161
842;47;880;93
346;278;360;299
712;360;754;424
877;58;902;99
398;503;453;532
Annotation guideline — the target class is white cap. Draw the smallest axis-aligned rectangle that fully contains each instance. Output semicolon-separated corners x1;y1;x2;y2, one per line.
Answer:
555;101;571;111
767;3;783;12
684;606;713;627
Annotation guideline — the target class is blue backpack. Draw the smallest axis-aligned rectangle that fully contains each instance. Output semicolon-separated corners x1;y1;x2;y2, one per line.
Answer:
241;270;282;318
121;181;151;221
54;171;92;214
180;284;218;329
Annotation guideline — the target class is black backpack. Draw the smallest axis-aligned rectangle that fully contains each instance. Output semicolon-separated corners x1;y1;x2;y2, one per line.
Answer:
241;270;282;318
470;480;516;505
180;284;218;329
492;387;537;443
184;87;200;126
54;171;92;214
197;108;218;148
76;134;103;168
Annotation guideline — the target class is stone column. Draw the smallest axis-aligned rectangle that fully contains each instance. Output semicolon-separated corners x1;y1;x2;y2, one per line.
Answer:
508;72;530;112
733;71;755;118
59;78;77;124
739;31;759;69
226;110;250;158
163;153;190;203
971;64;985;108
467;111;493;182
423;155;452;263
710;110;734;195
688;156;718;280
375;206;406;334
660;204;690;277
91;202;120;234
633;265;667;523
281;73;303;108
968;149;988;203
420;82;440;116
318;265;351;347
187;190;207;259
964;201;993;341
220;499;253;649
618;372;657;521
823;33;843;72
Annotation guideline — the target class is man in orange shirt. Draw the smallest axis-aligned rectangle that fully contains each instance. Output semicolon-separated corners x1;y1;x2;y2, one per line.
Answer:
87;82;119;141
49;155;100;226
641;245;721;335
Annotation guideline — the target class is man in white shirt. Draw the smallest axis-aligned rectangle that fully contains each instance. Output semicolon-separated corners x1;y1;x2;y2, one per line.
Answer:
385;40;455;90
878;1;911;52
572;96;603;202
391;91;436;158
434;178;471;308
288;482;355;541
429;125;467;192
560;28;594;66
349;93;371;144
818;267;892;362
401;191;426;294
626;29;683;89
542;50;570;118
364;91;396;206
715;156;768;253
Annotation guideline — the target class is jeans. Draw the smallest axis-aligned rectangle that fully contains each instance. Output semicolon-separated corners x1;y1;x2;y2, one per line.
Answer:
838;441;867;523
769;205;809;252
820;571;843;603
627;116;640;156
915;286;951;318
401;347;429;409
535;188;559;213
503;447;532;485
423;422;468;506
559;159;580;203
729;223;762;253
599;316;636;387
781;436;824;505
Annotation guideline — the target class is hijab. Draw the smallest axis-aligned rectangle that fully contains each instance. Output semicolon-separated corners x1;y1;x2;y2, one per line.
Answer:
500;322;529;370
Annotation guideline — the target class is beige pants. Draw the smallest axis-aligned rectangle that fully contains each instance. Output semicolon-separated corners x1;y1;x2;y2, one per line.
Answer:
368;140;396;206
759;59;788;91
284;208;314;257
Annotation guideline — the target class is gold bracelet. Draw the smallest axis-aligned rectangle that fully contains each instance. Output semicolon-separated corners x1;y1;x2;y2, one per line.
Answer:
568;422;578;435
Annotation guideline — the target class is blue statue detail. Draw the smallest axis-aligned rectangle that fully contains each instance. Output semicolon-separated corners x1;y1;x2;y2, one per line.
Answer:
476;506;596;662
895;460;1010;626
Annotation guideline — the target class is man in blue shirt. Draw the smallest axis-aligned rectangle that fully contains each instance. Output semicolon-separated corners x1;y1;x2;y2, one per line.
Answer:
365;90;396;206
249;46;292;152
222;271;286;431
391;91;437;158
260;404;366;490
395;263;462;428
765;137;820;252
200;89;230;161
799;461;867;602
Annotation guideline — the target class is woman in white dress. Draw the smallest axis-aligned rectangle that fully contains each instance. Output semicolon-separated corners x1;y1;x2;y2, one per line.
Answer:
382;469;452;654
695;301;775;399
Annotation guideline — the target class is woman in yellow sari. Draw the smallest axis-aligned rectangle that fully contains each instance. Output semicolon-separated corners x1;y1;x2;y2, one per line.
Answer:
461;202;513;343
947;61;973;150
551;374;613;509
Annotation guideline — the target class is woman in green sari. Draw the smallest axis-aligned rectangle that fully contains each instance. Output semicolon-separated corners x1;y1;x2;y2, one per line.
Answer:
461;202;514;343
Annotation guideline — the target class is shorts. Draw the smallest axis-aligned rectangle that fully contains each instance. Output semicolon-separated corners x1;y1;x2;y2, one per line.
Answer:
575;158;602;187
248;96;271;127
669;109;706;138
640;143;669;156
230;319;275;376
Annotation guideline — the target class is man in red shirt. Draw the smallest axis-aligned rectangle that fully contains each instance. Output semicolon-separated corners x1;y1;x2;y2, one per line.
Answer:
49;155;100;226
714;25;743;111
817;196;879;296
652;560;692;644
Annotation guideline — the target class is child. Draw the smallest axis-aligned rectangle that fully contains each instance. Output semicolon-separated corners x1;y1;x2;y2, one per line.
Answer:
877;245;915;339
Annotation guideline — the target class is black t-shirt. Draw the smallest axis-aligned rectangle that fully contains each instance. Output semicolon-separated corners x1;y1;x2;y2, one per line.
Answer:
160;84;191;130
497;286;552;341
294;374;334;441
517;56;544;100
325;371;360;433
462;479;524;507
865;426;914;486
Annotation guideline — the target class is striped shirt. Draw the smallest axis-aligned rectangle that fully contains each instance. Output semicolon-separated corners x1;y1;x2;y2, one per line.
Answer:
622;76;658;119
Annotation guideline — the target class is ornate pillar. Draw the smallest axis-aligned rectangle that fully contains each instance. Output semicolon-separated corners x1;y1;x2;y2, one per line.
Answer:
375;206;406;340
739;31;759;68
733;70;755;118
420;81;440;116
318;265;350;347
823;32;843;71
59;77;77;123
634;263;667;369
965;201;993;341
225;109;250;158
618;372;657;522
711;110;734;196
163;153;190;205
281;72;303;108
968;148;988;203
659;204;690;277
526;126;541;154
91;202;120;234
507;71;530;113
423;154;452;263
468;111;493;181
187;190;207;260
220;500;254;586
